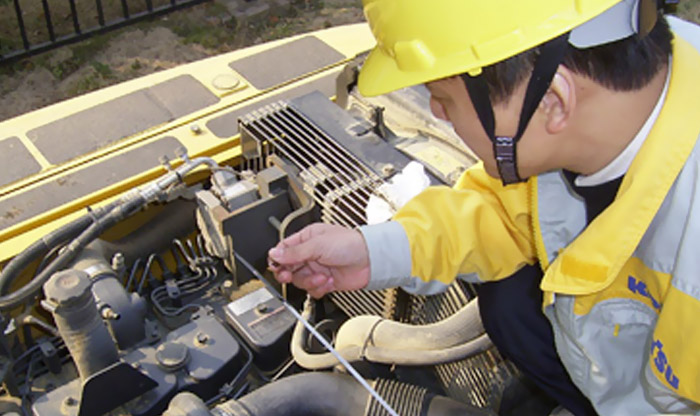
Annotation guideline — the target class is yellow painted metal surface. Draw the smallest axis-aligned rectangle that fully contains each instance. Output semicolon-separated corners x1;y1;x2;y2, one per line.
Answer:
0;23;375;264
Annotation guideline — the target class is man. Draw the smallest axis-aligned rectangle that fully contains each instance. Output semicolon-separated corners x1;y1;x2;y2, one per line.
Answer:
268;1;700;415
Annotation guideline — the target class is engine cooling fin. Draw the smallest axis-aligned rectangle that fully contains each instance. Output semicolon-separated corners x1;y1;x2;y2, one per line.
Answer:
367;379;427;416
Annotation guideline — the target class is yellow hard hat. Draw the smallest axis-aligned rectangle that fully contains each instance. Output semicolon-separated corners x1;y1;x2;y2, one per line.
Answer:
358;0;644;97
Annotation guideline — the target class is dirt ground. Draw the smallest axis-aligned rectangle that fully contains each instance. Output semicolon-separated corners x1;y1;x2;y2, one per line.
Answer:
0;0;364;122
1;1;699;123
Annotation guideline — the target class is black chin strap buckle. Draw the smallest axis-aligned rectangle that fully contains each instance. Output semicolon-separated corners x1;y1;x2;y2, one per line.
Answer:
494;137;521;185
461;32;570;187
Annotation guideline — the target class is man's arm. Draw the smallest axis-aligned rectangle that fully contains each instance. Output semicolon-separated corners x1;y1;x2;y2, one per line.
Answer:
391;165;536;284
269;164;537;296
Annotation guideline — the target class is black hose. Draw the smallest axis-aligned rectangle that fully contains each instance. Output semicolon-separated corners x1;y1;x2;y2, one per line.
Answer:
211;373;496;416
227;373;370;416
0;155;212;310
2;214;89;295
0;199;125;296
99;200;196;264
0;196;145;311
165;373;366;416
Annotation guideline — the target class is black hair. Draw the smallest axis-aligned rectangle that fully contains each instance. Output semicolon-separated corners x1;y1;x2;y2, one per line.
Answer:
481;13;673;104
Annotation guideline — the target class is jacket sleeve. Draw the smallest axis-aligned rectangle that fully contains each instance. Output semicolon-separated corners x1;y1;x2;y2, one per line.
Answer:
392;163;537;285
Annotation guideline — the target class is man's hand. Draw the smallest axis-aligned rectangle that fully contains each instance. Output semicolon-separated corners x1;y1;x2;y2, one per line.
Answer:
267;223;370;298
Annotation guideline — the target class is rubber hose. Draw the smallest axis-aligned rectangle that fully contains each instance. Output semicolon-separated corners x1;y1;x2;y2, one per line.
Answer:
216;373;368;416
428;395;496;416
292;298;493;369
0;196;145;311
0;154;216;305
98;200;196;264
163;392;212;416
335;298;484;351
0;199;121;296
293;332;490;368
212;373;496;416
361;333;492;365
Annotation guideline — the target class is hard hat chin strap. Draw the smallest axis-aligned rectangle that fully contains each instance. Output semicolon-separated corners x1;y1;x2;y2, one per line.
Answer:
461;33;570;185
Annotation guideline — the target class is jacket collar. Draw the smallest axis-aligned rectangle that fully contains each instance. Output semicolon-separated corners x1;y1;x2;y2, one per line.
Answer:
540;37;700;295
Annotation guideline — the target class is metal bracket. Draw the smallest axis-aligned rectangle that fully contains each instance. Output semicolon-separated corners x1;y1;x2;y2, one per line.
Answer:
78;361;158;416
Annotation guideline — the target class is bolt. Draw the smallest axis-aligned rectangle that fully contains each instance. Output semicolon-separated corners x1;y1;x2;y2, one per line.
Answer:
64;396;77;407
100;305;120;321
174;146;188;159
381;163;395;176
190;124;203;135
100;306;120;321
111;252;125;272
220;280;234;298
240;170;255;181
195;332;209;345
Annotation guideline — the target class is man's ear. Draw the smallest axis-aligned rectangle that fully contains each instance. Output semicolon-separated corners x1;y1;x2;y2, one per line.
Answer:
540;66;576;134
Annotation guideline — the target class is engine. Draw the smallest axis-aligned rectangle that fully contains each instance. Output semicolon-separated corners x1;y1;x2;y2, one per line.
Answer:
0;63;550;416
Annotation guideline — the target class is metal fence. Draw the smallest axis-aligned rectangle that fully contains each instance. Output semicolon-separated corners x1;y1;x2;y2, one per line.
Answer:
0;0;211;64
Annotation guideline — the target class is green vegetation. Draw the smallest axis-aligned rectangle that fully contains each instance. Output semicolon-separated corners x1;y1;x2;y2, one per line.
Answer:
168;20;234;51
679;0;700;22
64;60;114;95
90;61;113;79
68;73;103;96
0;35;19;58
34;35;114;81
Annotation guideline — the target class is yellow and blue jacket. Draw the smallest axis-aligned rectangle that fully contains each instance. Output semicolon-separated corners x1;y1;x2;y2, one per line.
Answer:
361;17;700;415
